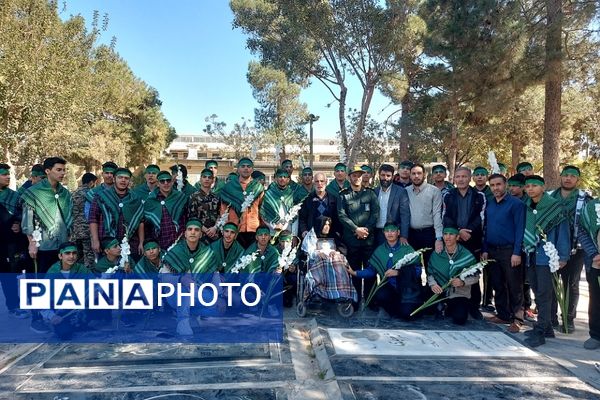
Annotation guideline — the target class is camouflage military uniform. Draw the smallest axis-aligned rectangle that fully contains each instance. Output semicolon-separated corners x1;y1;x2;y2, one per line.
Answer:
188;189;220;244
70;185;95;268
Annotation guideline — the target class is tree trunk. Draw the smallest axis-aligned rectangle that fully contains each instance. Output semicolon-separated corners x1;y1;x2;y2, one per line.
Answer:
337;84;348;162
399;92;410;162
348;76;376;166
543;0;563;187
448;123;458;180
510;130;523;173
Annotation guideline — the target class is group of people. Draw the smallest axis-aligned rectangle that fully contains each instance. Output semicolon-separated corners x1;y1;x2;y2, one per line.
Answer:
0;156;598;349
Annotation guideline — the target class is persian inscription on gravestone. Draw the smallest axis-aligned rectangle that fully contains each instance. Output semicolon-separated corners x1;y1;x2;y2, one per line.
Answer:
327;329;538;358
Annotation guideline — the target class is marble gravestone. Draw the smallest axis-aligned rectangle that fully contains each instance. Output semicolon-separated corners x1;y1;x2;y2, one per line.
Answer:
327;328;538;358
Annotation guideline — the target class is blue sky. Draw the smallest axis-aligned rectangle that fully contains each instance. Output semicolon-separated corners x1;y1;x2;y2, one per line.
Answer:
64;1;392;138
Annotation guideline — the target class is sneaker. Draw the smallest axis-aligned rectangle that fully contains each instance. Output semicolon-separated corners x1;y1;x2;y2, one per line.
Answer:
525;327;555;338
524;332;546;348
482;304;496;313
486;315;510;324
176;319;193;336
30;319;51;334
583;337;600;350
8;309;29;319
470;309;484;320
507;321;522;333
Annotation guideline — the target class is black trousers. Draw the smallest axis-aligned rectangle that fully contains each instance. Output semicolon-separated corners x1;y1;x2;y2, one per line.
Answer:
528;263;554;332
408;227;435;269
373;283;419;319
445;297;470;325
551;249;585;323
0;242;20;311
346;245;374;304
587;267;600;341
488;246;524;322
236;232;256;249
36;250;59;274
523;251;533;309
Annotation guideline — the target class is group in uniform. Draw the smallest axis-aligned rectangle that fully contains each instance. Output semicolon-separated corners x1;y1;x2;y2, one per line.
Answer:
0;156;598;350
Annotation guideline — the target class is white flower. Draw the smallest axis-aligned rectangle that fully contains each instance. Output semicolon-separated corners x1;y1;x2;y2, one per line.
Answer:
459;260;489;280
176;166;184;191
32;222;42;248
240;192;256;214
391;248;429;270
487;151;500;174
282;202;303;224
278;243;297;271
231;251;258;274
215;206;230;232
542;240;561;273
119;236;130;271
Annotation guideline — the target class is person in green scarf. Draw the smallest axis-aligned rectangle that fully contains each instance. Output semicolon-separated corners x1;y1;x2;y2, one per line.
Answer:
325;163;350;201
171;164;197;197
242;226;280;273
93;237;134;274
575;197;600;350
43;242;92;339
134;239;164;278
196;160;226;195
522;175;570;348
132;164;160;201
260;168;296;233
516;161;534;177
89;168;145;259
17;164;45;196
0;163;28;319
161;219;216;274
86;161;118;203
346;222;422;319
211;222;245;273
218;157;265;248
144;170;188;250
281;159;299;192
295;167;314;201
547;165;592;333
472;166;493;200
427;226;478;325
21;157;72;272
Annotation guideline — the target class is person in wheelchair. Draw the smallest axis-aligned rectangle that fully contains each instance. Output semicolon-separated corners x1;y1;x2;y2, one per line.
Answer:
346;222;422;319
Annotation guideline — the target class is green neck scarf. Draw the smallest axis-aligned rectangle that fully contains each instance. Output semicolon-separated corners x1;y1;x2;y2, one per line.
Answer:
97;187;144;238
429;244;476;285
579;199;600;251
0;187;19;216
47;262;90;275
219;177;264;215
549;188;579;224
524;193;565;252
21;179;72;234
144;188;188;232
131;182;155;201
177;181;197;197
325;179;350;197
93;255;132;273
86;183;111;202
134;251;165;278
162;240;216;273
243;242;280;273
369;242;417;277
211;239;245;273
261;184;295;224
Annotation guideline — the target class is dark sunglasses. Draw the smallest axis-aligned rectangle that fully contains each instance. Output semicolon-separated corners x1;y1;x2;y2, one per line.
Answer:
159;179;171;184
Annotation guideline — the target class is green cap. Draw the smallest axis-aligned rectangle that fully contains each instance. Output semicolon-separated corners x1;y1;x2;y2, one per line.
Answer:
334;163;347;172
281;159;293;167
101;238;120;250
145;165;160;174
498;163;507;173
301;167;313;175
157;171;172;181
115;168;132;178
205;160;218;168
361;165;373;174
200;168;214;178
256;226;271;236
186;219;202;229
524;175;545;186
560;165;580;177
279;230;293;242
238;157;254;167
516;162;533;173
143;240;159;251
222;222;239;232
431;164;447;174
443;227;460;235
0;168;9;175
383;222;400;232
473;166;489;176
275;168;289;178
59;245;78;254
507;173;525;187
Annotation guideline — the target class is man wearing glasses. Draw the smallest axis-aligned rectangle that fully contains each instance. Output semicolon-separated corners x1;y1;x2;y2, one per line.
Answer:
143;170;188;250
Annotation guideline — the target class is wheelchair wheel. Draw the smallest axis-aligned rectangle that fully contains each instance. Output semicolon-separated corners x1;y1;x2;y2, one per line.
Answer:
296;301;307;318
336;301;354;318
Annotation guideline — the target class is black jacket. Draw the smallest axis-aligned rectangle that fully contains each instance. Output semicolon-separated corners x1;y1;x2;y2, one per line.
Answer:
442;187;486;252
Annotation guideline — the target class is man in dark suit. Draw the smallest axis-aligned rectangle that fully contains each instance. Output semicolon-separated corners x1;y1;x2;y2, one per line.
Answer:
442;166;486;320
374;164;410;247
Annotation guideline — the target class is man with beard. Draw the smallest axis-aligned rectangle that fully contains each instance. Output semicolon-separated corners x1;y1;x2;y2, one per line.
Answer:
393;160;413;188
406;163;443;268
132;164;160;201
547;165;592;333
338;166;379;307
89;168;145;260
481;174;526;332
86;161;118;202
374;164;410;247
144;170;188;250
442;167;486;320
260;168;295;234
219;157;264;248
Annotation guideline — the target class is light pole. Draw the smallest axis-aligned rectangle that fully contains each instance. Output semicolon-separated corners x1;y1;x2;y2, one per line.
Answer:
308;114;319;168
